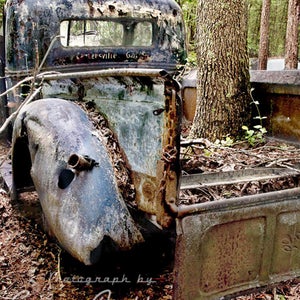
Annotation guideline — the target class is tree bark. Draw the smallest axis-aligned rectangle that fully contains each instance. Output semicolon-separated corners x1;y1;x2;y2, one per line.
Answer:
284;0;300;69
189;0;251;141
258;0;271;70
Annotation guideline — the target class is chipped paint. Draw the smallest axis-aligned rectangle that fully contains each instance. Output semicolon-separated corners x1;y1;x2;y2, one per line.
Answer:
4;0;183;265
4;0;186;74
39;71;181;221
12;98;144;265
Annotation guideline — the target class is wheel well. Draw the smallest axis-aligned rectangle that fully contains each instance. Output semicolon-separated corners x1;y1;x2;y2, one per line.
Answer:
12;136;34;190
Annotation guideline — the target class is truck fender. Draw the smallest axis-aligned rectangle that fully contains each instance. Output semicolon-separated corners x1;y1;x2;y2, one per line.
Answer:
11;98;144;265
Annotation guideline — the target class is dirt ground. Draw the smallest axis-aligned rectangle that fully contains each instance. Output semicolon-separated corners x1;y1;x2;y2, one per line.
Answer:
1;135;300;299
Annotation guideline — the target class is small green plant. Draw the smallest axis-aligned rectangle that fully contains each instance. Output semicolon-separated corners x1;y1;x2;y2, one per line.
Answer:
242;124;267;146
250;87;267;126
214;136;235;147
240;88;268;146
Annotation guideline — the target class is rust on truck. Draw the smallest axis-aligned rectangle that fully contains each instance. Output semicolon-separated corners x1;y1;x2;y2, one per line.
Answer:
1;0;300;299
4;0;186;75
4;0;185;227
173;188;300;299
2;0;185;264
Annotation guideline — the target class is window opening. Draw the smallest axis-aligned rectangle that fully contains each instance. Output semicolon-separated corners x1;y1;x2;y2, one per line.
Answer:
60;20;153;47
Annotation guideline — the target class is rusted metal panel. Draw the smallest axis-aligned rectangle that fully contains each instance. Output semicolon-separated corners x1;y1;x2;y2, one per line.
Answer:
269;94;300;141
181;69;300;142
8;71;181;266
3;0;185;227
173;188;300;300
38;69;182;225
10;68;182;229
2;0;184;266
41;74;166;177
181;167;300;189
250;70;300;88
181;68;197;122
4;0;186;75
5;1;300;298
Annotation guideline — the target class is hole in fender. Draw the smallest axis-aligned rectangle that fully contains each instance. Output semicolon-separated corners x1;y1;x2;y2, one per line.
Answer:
58;169;75;189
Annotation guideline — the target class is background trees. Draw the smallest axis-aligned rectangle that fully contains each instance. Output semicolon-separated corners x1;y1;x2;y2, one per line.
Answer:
0;0;5;24
0;0;297;141
180;0;299;60
257;0;299;69
258;0;271;69
284;0;300;69
180;0;299;141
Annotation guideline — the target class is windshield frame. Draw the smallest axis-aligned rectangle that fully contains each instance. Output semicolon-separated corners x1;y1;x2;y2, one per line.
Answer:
59;18;155;49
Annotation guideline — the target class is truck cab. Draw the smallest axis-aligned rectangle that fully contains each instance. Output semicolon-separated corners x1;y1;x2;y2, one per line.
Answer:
4;0;186;74
1;0;186;266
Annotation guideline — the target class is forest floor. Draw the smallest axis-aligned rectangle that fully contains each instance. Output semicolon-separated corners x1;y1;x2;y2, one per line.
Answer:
1;132;300;299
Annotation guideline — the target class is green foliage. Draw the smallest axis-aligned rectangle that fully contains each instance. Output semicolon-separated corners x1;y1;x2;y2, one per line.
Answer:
276;295;287;300
178;0;197;51
214;136;235;147
185;51;197;67
247;0;262;57
240;88;268;146
208;124;267;148
242;125;267;146
247;0;293;57
269;0;289;57
246;0;290;57
250;88;267;127
208;91;268;148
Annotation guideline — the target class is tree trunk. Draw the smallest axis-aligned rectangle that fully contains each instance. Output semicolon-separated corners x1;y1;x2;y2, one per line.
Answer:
189;0;251;141
258;0;271;70
269;0;288;57
284;0;300;69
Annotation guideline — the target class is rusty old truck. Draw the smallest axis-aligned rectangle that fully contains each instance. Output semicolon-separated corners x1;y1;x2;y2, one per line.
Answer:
0;0;299;299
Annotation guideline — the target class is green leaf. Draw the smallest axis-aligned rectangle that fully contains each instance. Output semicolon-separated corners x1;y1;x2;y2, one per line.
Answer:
253;125;262;129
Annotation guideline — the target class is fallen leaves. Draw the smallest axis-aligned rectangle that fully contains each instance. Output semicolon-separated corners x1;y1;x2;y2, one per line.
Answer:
1;137;300;299
180;139;300;204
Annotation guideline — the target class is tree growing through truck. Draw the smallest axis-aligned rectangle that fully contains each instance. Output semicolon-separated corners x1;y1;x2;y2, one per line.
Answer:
189;0;252;141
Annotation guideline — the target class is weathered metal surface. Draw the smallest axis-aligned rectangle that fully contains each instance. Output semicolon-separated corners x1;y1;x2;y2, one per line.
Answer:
156;79;181;227
250;70;300;88
181;68;197;121
12;98;144;265
181;167;300;189
2;0;184;265
252;88;300;142
181;69;300;140
250;71;300;141
0;159;13;192
269;95;300;141
3;0;300;298
2;0;184;230
4;0;186;76
39;69;182;227
173;188;300;300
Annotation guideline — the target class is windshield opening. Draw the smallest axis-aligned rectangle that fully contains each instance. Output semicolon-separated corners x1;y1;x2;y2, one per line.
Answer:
60;19;153;47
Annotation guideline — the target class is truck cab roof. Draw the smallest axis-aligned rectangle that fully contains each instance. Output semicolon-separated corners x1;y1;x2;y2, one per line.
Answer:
4;0;187;74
